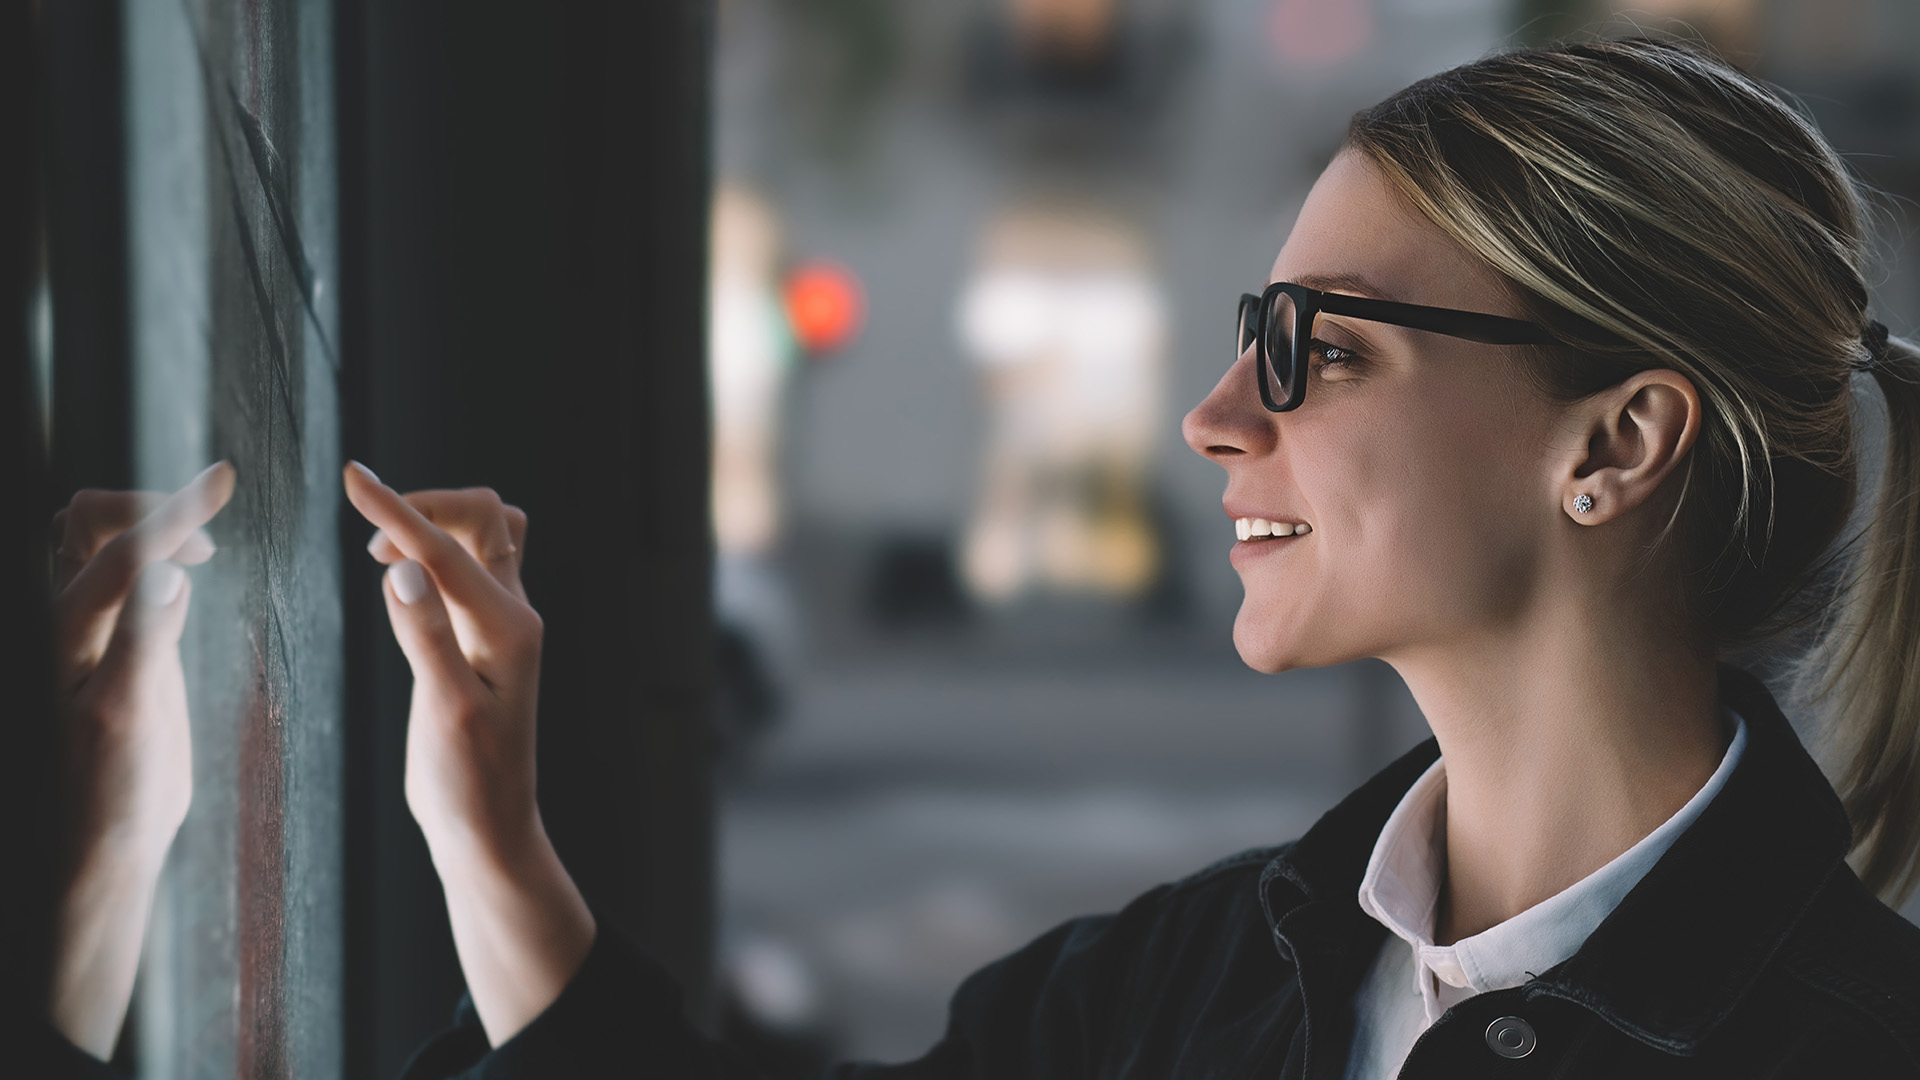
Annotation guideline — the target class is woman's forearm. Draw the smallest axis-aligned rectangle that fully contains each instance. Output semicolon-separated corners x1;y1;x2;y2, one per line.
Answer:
425;814;597;1048
50;838;168;1060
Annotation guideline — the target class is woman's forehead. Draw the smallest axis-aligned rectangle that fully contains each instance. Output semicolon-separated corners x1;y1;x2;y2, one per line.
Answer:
1269;149;1516;315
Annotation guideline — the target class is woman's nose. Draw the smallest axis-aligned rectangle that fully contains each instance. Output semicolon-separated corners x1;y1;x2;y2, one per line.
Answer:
1183;352;1277;463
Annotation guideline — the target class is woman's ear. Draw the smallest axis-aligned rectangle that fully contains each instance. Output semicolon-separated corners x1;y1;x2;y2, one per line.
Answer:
1556;368;1702;525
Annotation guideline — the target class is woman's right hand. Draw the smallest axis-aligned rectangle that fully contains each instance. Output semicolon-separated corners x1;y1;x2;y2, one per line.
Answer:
341;461;595;1047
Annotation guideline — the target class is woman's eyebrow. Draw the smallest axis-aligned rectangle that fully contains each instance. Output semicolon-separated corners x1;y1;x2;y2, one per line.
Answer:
1290;271;1397;301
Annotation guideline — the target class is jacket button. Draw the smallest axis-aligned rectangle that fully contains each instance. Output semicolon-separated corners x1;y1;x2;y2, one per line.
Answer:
1485;1016;1537;1059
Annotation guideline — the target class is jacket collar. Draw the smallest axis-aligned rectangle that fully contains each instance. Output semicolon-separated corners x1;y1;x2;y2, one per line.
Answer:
1258;663;1853;1055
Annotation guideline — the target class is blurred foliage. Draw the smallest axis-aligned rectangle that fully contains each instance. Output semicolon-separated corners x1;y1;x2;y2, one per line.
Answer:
777;0;906;162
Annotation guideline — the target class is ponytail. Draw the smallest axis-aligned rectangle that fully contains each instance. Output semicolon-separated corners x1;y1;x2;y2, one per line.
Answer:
1342;36;1920;905
1803;330;1920;904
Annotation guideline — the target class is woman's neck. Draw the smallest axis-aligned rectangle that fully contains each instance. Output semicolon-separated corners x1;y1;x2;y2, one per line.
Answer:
1388;607;1728;947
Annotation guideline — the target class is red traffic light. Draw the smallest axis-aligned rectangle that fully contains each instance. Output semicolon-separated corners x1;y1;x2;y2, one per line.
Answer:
783;261;866;354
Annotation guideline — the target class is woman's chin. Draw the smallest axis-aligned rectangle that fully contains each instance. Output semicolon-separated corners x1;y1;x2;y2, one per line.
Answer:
1232;602;1364;674
1231;608;1300;675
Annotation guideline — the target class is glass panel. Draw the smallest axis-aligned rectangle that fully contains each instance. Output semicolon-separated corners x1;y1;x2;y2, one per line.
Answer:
123;2;344;1075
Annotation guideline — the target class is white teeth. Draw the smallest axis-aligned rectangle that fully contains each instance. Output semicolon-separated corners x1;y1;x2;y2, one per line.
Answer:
1234;516;1312;540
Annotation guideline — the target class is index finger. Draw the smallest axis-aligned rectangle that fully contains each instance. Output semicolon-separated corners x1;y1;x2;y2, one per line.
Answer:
53;491;216;590
342;462;514;612
374;489;526;600
54;462;236;679
60;463;236;608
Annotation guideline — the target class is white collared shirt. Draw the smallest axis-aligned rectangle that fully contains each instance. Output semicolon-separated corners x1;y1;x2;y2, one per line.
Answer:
1341;710;1749;1080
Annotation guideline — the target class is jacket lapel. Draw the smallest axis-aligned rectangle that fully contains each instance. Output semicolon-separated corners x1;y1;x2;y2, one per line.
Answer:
1259;735;1440;1078
1527;663;1854;1053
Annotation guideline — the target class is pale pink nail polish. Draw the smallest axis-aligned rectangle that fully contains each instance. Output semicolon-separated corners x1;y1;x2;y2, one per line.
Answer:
136;562;186;607
389;560;427;605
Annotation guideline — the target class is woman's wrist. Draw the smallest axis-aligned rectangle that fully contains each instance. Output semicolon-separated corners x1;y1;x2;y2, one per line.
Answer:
65;805;184;867
413;791;544;879
424;809;597;1046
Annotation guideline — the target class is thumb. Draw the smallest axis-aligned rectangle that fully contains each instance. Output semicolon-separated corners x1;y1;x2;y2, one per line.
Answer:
383;560;485;698
87;562;192;693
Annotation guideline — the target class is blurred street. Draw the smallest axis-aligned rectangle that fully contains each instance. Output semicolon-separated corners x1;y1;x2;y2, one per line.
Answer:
720;630;1432;1060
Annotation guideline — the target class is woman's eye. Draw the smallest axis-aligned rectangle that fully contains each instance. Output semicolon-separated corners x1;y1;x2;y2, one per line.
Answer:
1309;339;1360;370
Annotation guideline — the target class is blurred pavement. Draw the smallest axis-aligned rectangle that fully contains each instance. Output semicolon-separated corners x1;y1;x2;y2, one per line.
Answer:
720;641;1431;1061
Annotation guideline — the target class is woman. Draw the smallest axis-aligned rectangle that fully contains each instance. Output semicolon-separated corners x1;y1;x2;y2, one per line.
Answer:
39;34;1920;1078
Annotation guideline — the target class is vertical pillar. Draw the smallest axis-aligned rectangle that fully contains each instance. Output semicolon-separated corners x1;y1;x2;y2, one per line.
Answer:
346;2;717;1071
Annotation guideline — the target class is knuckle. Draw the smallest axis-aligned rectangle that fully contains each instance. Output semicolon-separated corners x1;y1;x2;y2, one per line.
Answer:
69;488;113;515
461;486;505;511
503;607;544;659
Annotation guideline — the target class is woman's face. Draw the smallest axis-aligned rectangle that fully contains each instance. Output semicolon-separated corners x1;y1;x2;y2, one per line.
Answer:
1183;149;1566;674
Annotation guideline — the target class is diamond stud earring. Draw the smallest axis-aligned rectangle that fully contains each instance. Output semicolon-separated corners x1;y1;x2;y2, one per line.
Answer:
1573;493;1594;514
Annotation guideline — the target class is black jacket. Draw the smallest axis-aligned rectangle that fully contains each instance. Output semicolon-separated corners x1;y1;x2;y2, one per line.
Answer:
396;664;1920;1078
32;665;1920;1077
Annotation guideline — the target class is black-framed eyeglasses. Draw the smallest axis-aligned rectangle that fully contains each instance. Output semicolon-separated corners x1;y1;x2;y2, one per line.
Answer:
1237;282;1556;412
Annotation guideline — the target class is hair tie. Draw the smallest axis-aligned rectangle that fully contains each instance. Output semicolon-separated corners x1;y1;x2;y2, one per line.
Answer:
1857;320;1892;373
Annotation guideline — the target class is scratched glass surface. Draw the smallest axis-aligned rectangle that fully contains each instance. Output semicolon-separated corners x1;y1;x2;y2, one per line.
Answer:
123;2;343;1076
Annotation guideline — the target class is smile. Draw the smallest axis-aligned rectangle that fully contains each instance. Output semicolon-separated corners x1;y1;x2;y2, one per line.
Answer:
1234;517;1311;541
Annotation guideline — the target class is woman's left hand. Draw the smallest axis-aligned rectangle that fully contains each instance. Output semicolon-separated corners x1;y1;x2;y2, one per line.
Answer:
48;462;235;1059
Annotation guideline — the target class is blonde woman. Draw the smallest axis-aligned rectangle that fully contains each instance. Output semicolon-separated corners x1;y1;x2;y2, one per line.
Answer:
40;33;1920;1080
351;36;1920;1078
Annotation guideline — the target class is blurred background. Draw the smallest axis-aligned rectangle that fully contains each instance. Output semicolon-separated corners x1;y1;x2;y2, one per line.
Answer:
702;0;1920;1066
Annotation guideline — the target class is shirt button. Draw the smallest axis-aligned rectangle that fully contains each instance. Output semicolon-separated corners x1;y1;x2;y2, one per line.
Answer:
1486;1015;1538;1059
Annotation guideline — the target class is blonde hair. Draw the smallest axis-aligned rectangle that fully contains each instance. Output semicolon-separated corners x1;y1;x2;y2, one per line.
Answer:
1347;35;1920;904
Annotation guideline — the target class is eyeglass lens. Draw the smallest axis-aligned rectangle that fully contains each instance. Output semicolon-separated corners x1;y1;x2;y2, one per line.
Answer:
1238;289;1306;411
1264;289;1300;409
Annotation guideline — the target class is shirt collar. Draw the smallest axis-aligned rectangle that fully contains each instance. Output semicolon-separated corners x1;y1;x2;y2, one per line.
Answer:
1259;663;1853;1055
1354;710;1750;1022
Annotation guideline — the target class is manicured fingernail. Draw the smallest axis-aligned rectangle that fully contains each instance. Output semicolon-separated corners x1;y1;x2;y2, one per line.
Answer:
389;560;427;605
195;528;218;555
136;561;186;607
366;528;386;556
349;460;380;485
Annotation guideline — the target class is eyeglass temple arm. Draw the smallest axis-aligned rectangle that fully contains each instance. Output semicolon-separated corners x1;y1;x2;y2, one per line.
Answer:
1315;291;1555;346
